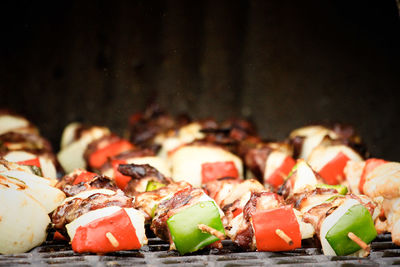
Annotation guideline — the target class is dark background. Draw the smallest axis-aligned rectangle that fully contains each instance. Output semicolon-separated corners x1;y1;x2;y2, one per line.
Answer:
1;0;399;160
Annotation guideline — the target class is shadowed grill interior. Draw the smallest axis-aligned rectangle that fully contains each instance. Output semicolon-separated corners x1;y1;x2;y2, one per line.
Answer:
1;234;399;266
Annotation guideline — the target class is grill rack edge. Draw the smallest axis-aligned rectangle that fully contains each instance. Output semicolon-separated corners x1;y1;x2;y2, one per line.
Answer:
1;234;399;266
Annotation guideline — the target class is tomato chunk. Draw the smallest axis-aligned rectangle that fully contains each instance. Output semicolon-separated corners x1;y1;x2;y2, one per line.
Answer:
319;152;350;185
201;161;239;183
89;140;134;169
358;158;387;194
253;205;301;251
71;209;140;253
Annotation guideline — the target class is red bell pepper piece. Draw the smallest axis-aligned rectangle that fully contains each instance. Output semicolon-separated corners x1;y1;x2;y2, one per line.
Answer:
53;231;68;241
71;208;141;253
16;158;41;168
89;140;134;169
358;158;387;194
252;205;301;251
112;159;131;190
266;156;296;188
201;161;239;183
318;152;350;185
232;208;243;218
73;171;97;185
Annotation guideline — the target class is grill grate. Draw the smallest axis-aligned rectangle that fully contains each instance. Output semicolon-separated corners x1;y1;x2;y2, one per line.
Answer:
1;234;399;266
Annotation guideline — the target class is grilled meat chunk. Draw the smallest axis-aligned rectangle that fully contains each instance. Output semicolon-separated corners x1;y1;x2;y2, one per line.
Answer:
51;190;134;234
56;170;118;197
118;163;173;195
134;181;192;222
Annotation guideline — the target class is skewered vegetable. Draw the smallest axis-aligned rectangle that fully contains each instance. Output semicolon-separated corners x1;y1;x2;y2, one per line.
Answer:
252;205;301;251
151;188;225;254
169;144;243;187
320;199;377;256
0;180;51;254
57;124;110;172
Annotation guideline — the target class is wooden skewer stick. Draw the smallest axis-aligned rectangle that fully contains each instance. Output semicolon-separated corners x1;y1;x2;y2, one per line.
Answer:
106;232;120;248
198;224;225;240
275;229;293;246
348;232;370;254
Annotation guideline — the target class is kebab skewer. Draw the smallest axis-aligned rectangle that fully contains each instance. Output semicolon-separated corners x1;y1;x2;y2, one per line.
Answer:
151;187;226;254
203;177;313;251
52;170;147;253
116;163;226;254
279;160;380;256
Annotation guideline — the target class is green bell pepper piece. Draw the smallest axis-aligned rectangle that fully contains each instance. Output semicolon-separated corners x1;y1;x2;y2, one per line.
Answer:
286;163;298;180
316;184;348;195
150;204;158;218
146;180;166;191
324;195;341;203
326;204;377;256
167;201;225;255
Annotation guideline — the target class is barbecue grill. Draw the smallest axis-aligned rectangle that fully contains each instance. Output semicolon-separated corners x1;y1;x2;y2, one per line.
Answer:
1;0;400;265
1;233;399;266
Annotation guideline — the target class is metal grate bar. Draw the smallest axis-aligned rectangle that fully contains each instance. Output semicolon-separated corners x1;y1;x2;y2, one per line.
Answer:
0;235;399;266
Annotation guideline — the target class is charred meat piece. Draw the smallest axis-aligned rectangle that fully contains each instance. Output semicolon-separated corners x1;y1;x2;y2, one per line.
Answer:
118;163;170;181
244;142;295;189
61;175;119;197
198;118;260;157
0;131;53;154
98;148;171;190
278;160;321;199
244;145;272;181
51;190;134;235
129;104;191;147
203;178;265;219
287;187;341;213
134;181;192;222
151;187;200;242
289;124;366;160
117;163;173;195
56;169;119;197
98;148;156;174
154;121;211;158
